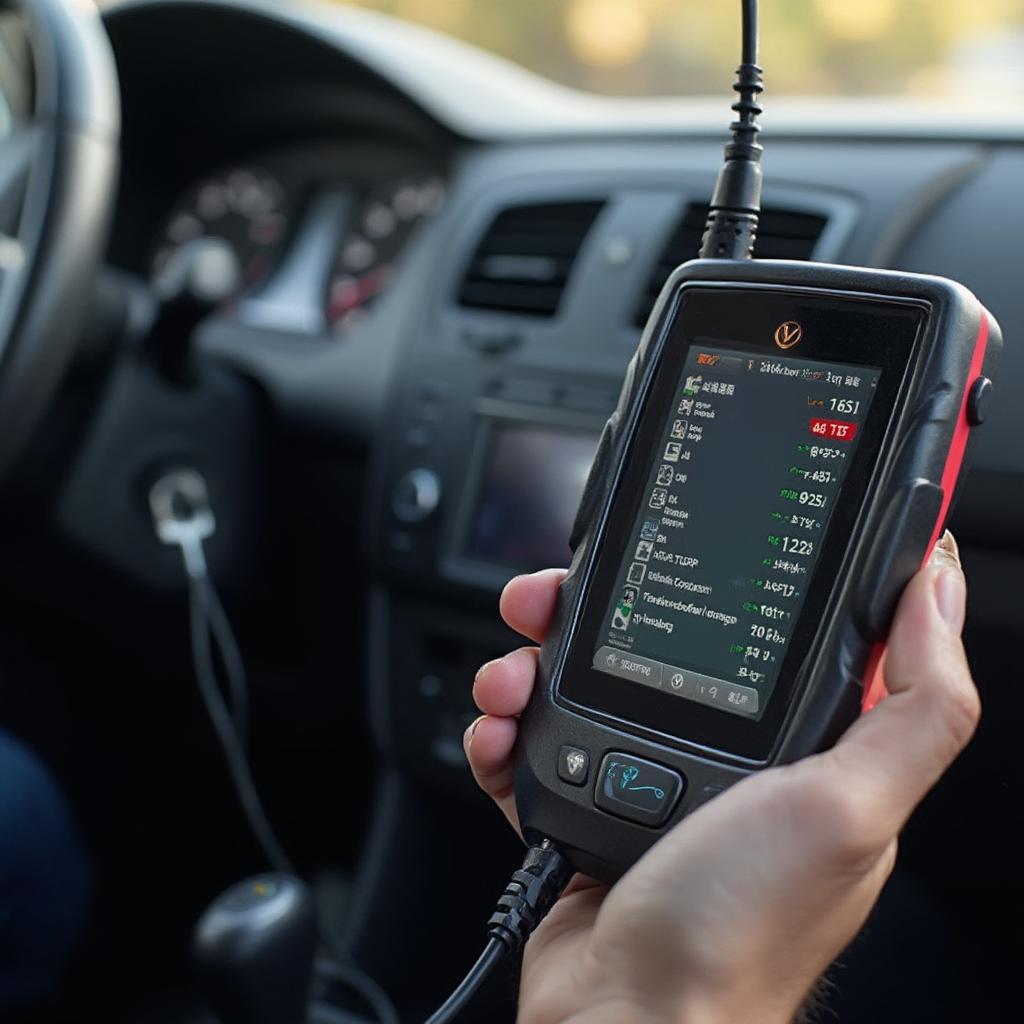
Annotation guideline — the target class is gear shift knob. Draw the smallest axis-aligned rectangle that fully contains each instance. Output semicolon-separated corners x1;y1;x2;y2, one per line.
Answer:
193;873;317;1024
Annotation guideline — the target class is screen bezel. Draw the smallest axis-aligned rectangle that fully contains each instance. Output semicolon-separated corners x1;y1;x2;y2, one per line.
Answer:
557;284;925;763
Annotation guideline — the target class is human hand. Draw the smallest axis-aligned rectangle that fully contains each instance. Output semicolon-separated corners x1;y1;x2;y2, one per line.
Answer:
466;534;977;1024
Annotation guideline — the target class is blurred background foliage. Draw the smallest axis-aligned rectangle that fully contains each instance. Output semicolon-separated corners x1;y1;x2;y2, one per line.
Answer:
331;0;1024;103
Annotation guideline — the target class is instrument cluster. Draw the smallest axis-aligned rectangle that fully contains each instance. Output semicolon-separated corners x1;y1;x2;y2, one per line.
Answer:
148;146;445;337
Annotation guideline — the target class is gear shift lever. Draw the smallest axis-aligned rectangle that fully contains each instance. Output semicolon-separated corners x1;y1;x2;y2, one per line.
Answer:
193;873;317;1024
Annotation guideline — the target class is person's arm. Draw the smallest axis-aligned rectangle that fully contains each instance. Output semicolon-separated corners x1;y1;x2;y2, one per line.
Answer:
466;533;976;1024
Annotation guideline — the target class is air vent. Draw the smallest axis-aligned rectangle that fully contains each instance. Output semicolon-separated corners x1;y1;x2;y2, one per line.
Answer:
458;201;604;317
635;204;827;325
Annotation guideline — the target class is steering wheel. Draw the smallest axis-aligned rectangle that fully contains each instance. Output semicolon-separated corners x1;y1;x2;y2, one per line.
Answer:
0;0;119;479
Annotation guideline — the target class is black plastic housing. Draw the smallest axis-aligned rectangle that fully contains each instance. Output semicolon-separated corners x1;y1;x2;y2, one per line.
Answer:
515;258;1001;885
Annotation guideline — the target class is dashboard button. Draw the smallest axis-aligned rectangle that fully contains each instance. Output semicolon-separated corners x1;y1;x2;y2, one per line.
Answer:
594;753;684;827
557;745;590;786
392;468;441;523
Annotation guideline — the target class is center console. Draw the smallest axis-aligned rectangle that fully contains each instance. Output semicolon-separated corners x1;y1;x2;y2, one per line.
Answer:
379;363;614;588
367;351;620;788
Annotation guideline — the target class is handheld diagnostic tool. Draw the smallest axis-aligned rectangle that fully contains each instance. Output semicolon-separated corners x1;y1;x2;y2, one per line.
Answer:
506;4;1003;884
426;3;1003;1019
514;258;1000;883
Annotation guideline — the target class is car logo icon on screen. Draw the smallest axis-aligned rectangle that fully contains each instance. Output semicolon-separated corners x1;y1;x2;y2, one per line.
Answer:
774;320;802;349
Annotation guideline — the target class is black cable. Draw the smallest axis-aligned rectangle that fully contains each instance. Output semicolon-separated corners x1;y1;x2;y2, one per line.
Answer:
425;839;573;1024
733;0;762;156
424;938;506;1024
698;0;764;260
154;473;398;1024
187;575;295;875
186;567;400;1024
197;573;249;743
433;7;764;1022
741;0;758;65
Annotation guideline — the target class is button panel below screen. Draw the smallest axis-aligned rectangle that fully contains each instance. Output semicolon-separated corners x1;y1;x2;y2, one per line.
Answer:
593;646;759;715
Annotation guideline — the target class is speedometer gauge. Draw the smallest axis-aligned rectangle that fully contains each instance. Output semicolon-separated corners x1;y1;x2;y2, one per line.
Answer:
326;176;444;335
151;167;289;297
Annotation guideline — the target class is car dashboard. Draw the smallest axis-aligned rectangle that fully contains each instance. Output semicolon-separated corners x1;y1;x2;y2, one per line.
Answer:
48;0;1023;1019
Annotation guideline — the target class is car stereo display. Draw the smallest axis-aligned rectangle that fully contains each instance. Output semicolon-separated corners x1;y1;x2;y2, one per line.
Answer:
467;422;599;572
594;344;881;721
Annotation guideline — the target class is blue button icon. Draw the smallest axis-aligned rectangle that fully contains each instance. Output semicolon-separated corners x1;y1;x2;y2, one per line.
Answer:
614;763;665;799
595;753;684;826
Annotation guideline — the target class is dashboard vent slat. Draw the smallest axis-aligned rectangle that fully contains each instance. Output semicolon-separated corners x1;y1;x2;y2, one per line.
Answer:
458;201;604;317
635;204;827;325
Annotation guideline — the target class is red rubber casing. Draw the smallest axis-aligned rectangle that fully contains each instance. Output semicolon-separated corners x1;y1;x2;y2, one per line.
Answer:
862;309;993;710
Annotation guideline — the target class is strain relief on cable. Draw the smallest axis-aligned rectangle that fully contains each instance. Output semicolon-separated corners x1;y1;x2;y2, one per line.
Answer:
698;207;760;261
486;840;573;954
728;60;764;155
699;60;764;261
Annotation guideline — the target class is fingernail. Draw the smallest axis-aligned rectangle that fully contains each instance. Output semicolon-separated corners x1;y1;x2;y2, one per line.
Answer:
934;566;966;631
502;574;524;595
464;715;484;752
474;658;500;684
933;529;962;570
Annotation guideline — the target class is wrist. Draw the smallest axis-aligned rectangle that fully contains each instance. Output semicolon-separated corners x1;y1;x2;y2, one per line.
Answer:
519;995;791;1024
664;978;806;1024
518;968;805;1024
580;976;801;1024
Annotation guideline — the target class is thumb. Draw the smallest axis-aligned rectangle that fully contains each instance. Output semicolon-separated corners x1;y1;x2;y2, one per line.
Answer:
821;532;979;840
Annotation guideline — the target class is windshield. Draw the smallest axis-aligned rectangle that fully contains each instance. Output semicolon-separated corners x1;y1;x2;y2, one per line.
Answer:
339;0;1024;107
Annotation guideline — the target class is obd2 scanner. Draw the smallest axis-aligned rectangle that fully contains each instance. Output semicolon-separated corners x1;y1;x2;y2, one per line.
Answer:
514;258;1000;884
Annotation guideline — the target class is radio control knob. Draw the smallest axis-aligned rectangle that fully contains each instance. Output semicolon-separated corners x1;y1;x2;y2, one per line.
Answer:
392;468;441;523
